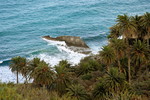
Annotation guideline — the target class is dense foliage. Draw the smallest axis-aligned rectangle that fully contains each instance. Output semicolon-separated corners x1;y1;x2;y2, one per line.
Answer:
1;12;150;100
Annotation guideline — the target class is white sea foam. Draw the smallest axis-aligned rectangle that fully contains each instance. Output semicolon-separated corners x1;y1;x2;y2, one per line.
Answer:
57;45;77;54
0;61;3;64
42;38;66;46
30;53;62;66
0;66;25;83
40;38;88;66
31;51;86;67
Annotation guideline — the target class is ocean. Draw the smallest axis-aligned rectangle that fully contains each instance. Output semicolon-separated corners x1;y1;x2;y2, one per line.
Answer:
0;0;150;82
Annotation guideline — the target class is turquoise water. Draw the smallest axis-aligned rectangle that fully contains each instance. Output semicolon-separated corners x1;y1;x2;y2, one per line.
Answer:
0;0;150;66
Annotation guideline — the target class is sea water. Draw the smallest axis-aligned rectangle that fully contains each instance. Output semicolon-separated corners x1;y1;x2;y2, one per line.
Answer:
0;0;150;82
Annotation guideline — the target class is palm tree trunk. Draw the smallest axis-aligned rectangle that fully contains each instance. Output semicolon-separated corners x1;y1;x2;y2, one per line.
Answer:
25;77;28;84
128;56;131;84
123;35;125;42
126;38;129;45
135;60;141;76
117;59;121;72
77;96;80;100
17;70;19;84
107;65;110;72
147;39;149;49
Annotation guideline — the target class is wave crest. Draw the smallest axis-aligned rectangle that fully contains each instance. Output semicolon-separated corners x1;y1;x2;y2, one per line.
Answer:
40;38;88;66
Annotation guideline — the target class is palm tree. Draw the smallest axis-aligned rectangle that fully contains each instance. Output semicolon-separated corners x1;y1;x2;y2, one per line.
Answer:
120;43;132;84
141;12;150;47
109;39;127;72
58;60;71;68
31;61;54;87
9;56;26;84
92;68;127;100
28;58;41;79
99;46;115;71
131;15;143;39
117;14;136;41
104;67;127;92
20;61;29;83
131;40;150;76
108;24;121;39
66;84;88;100
92;81;108;100
54;60;71;95
77;59;99;76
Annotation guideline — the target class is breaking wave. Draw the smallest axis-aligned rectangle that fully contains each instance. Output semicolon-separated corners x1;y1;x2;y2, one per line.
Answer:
33;38;88;66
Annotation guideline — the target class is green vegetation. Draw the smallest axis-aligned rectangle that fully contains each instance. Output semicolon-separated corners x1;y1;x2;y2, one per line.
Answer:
1;12;150;100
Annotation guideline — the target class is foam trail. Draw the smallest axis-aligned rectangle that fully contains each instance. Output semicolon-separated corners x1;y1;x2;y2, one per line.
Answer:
57;45;78;54
42;37;87;54
42;38;66;46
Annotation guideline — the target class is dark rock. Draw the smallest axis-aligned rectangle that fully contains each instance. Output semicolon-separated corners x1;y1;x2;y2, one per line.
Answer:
42;35;89;48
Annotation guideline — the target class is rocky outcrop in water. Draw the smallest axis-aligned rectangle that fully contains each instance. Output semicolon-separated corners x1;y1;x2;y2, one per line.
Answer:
42;36;89;48
42;35;91;54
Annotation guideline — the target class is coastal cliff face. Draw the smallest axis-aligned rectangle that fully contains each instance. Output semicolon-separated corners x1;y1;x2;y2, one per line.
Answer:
42;36;89;48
